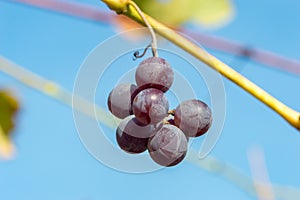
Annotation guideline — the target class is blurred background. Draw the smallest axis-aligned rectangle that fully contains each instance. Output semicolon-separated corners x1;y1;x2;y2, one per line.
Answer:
0;0;300;199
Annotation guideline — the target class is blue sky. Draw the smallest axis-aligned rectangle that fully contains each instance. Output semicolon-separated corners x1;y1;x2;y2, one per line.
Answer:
0;0;300;199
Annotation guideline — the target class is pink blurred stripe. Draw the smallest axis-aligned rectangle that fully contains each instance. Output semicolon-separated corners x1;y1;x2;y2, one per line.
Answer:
185;30;300;75
7;0;300;75
11;0;113;22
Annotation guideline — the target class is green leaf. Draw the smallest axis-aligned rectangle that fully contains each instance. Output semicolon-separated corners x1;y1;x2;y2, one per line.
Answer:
0;90;19;159
190;0;234;28
133;0;234;28
0;90;19;135
134;0;193;26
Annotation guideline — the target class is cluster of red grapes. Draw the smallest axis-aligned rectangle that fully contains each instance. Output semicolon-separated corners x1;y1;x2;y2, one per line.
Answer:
107;56;212;167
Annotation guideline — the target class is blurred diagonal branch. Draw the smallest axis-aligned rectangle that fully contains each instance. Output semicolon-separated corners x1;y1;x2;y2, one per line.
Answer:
0;56;116;129
187;149;300;200
0;55;299;199
248;146;275;200
6;0;300;76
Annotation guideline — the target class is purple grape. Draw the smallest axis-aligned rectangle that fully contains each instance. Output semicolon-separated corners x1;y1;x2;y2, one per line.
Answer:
168;119;190;142
174;99;212;137
107;83;138;119
132;88;169;125
118;115;162;138
116;115;158;154
148;124;188;167
135;57;174;92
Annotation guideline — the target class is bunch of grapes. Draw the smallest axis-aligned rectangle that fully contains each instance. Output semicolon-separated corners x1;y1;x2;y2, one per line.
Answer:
107;56;213;167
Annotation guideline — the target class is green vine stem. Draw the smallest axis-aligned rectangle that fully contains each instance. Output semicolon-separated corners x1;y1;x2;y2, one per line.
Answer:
102;0;300;131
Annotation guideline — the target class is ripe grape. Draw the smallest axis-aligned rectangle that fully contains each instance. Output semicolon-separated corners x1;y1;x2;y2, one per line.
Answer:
174;99;212;137
132;88;169;125
118;115;162;138
148;124;188;167
135;57;174;92
107;83;138;119
116;115;158;154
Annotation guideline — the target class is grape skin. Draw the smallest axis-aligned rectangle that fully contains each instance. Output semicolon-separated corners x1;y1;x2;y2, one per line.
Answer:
107;83;137;119
132;88;169;125
116;130;148;154
116;115;160;154
148;124;188;167
174;99;212;137
117;115;162;138
135;57;174;92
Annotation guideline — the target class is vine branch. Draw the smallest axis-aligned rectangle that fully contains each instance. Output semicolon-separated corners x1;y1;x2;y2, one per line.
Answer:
7;0;300;75
102;0;300;131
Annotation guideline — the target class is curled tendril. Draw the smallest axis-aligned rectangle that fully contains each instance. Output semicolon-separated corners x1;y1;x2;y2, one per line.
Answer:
132;44;151;61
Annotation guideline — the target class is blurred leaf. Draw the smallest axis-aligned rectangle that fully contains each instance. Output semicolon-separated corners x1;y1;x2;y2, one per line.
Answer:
190;0;234;28
112;0;234;42
0;126;15;159
133;0;234;28
0;90;19;159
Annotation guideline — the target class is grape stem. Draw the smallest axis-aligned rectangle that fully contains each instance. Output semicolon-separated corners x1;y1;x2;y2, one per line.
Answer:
127;1;158;57
168;109;175;116
101;0;300;131
162;119;170;124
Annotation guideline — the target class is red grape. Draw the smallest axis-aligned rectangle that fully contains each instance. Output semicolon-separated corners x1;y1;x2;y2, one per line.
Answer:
135;57;174;92
174;99;212;137
148;124;188;167
116;115;156;154
132;88;169;125
107;83;137;119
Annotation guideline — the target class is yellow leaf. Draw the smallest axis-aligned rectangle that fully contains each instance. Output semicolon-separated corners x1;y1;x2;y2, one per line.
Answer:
0;125;15;160
191;0;235;28
133;0;234;29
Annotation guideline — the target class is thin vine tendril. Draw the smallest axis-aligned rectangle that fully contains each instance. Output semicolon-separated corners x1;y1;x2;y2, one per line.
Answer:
128;1;158;58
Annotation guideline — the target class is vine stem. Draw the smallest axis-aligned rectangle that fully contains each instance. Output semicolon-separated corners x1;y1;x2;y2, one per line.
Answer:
6;0;300;75
127;1;158;57
102;0;300;131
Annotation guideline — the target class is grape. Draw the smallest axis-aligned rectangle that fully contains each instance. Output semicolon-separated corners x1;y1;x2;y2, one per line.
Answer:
118;115;162;138
148;124;188;167
116;130;148;154
174;99;212;137
132;88;169;125
135;57;174;92
116;115;160;154
107;83;138;119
